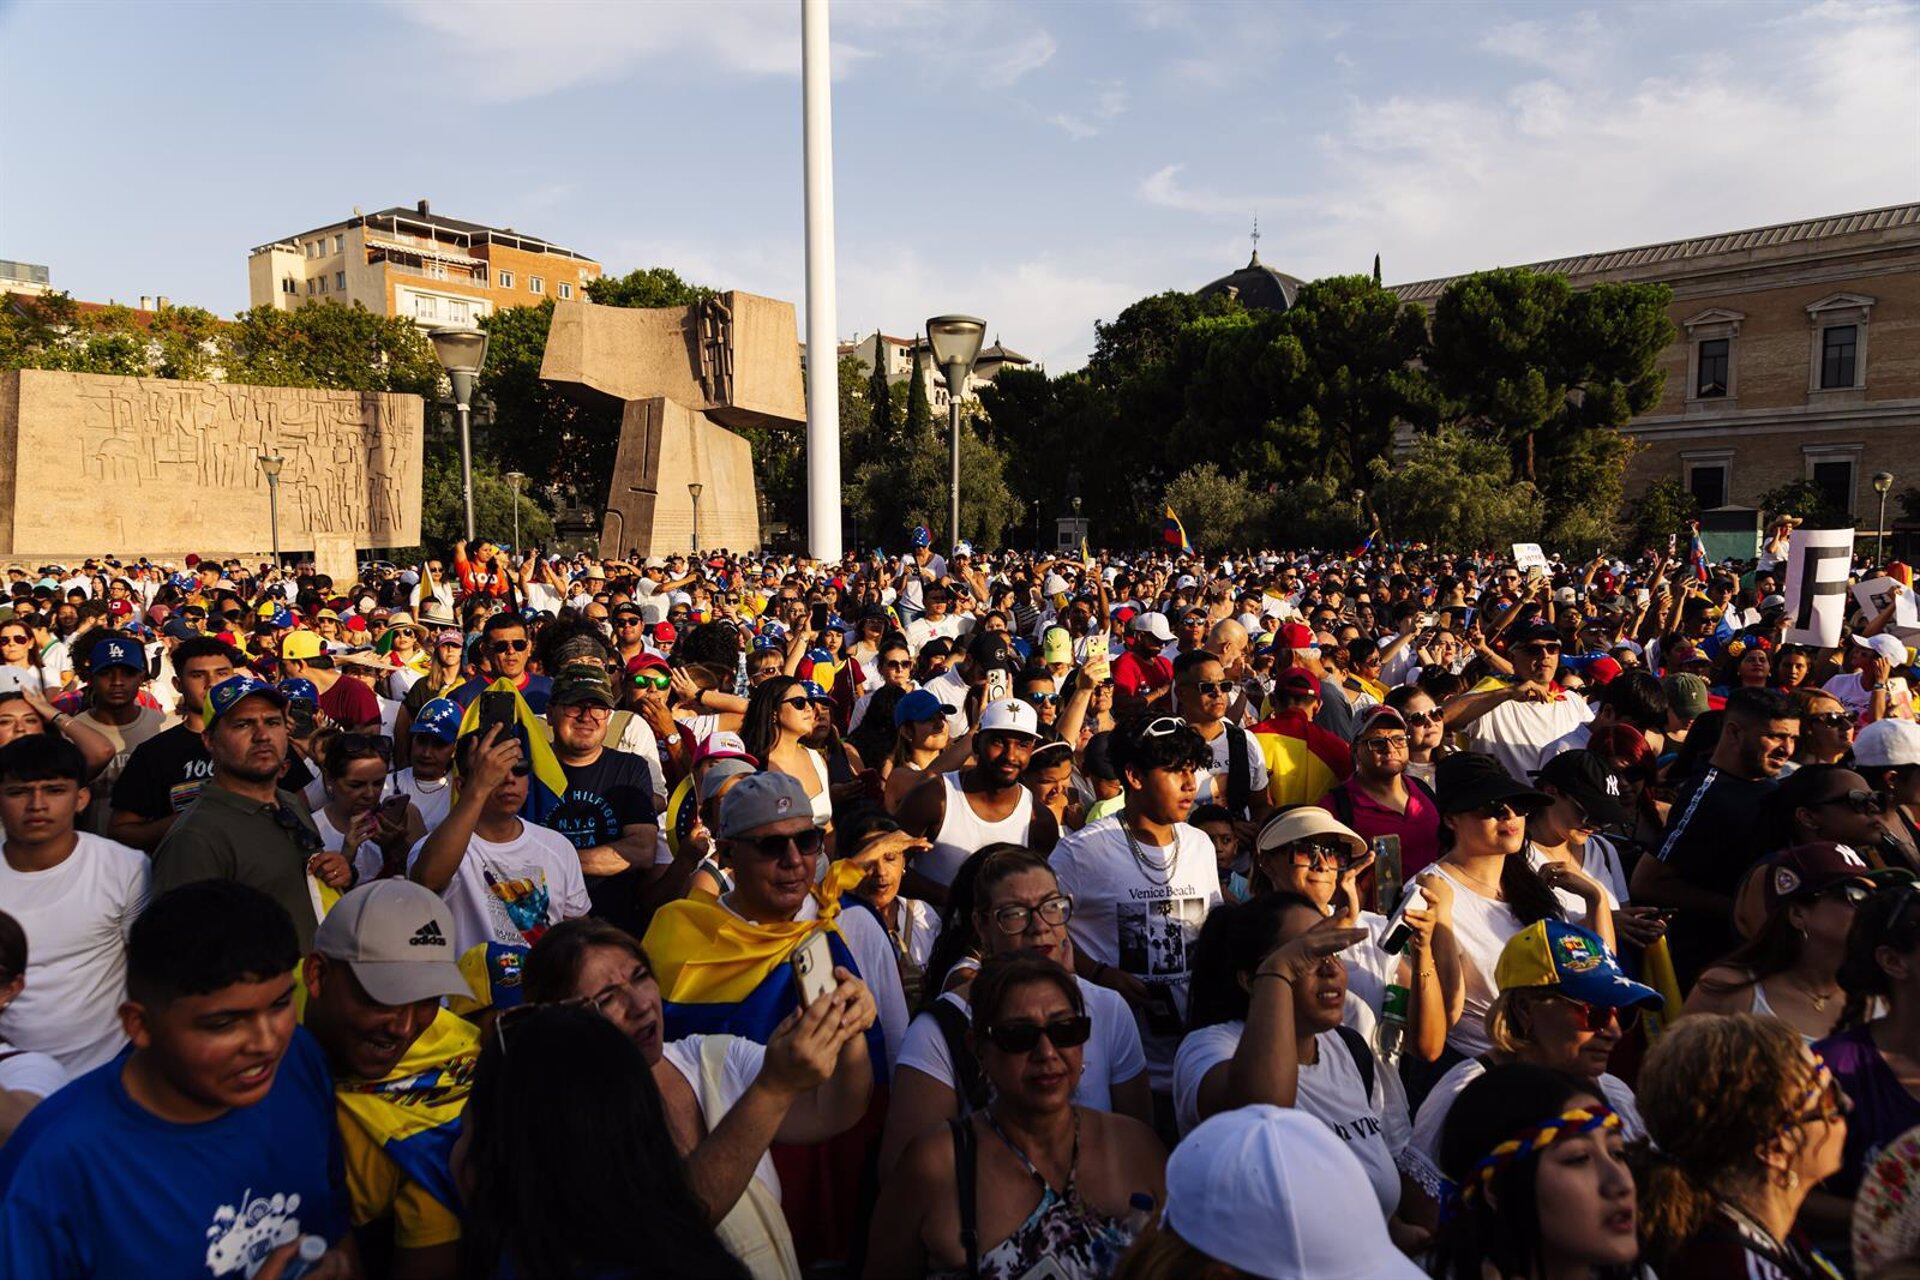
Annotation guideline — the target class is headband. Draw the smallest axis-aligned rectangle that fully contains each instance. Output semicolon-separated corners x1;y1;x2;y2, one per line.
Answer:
1459;1105;1622;1206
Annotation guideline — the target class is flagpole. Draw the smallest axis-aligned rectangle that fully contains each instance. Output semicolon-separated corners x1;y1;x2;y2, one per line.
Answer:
801;0;843;562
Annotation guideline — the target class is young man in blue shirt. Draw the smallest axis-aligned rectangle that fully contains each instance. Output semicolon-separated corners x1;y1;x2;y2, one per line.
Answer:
0;879;351;1278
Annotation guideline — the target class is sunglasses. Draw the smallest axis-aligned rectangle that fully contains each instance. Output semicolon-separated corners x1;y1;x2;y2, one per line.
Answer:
0;633;29;644
1555;997;1640;1034
334;731;393;762
1141;716;1188;738
490;638;531;654
1277;839;1356;870
1400;710;1440;727
630;671;671;690
1517;643;1562;658
1808;712;1855;731
988;894;1074;933
982;1014;1093;1055
1024;692;1061;706
781;695;815;711
736;828;826;860
1184;680;1235;696
1472;800;1523;821
1362;735;1410;753
881;659;913;672
1815;789;1884;815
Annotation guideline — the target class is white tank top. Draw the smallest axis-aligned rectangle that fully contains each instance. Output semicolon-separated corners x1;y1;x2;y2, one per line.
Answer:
922;770;1035;887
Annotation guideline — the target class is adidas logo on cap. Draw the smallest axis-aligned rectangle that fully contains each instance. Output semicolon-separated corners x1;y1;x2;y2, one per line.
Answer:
409;920;447;948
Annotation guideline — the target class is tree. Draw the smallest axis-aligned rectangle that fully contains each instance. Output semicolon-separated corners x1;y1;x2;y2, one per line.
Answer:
222;302;439;396
150;305;223;381
407;445;556;558
1625;478;1702;550
584;267;713;310
1368;427;1544;551
847;402;1020;549
1758;479;1850;529
0;292;158;377
1087;290;1241;391
903;350;930;440
1162;464;1276;553
867;348;895;452
1429;268;1573;483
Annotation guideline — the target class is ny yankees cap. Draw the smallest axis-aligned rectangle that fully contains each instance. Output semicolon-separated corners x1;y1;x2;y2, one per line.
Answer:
1529;749;1630;829
312;880;472;1007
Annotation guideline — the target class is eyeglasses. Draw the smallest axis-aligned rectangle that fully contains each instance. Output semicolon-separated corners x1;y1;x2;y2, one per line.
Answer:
781;695;814;711
881;659;913;672
1401;710;1440;727
982;1014;1093;1055
1815;789;1884;815
1517;643;1562;658
1183;680;1235;696
630;671;671;691
988;894;1074;933
1554;996;1640;1035
1024;692;1061;706
573;962;654;1018
0;634;29;645
490;638;530;654
735;828;826;860
1362;735;1409;753
1276;839;1356;870
334;732;393;763
614;617;643;628
561;703;613;721
1141;716;1188;738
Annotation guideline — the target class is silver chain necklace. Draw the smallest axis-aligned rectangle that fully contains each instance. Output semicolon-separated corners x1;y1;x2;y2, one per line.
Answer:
1122;819;1176;887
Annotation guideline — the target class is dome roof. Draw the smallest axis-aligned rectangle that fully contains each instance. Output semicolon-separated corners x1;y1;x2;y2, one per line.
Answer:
1196;250;1303;312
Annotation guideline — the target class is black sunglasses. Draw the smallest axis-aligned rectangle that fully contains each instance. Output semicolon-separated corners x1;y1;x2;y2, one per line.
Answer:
983;1014;1092;1055
736;828;826;860
273;804;324;854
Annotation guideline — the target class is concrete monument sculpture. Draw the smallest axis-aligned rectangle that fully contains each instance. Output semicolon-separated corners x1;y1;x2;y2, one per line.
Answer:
0;369;422;571
539;291;805;556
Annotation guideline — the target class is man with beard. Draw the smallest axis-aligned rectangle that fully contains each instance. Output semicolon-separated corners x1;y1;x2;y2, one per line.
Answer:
898;699;1059;905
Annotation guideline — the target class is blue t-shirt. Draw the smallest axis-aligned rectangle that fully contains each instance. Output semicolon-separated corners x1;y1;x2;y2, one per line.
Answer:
0;1028;347;1278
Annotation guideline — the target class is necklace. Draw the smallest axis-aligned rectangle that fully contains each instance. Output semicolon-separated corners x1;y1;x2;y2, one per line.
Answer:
1121;820;1175;887
1785;975;1841;1010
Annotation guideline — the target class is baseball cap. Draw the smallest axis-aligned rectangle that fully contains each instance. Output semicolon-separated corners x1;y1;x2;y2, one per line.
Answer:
1273;668;1320;701
1495;920;1663;1011
1856;718;1920;769
1762;841;1895;913
1854;633;1909;666
1666;638;1708;669
1508;620;1562;646
1435;751;1551;816
1353;704;1406;739
799;679;833;704
312;880;471;1006
276;677;320;704
1255;808;1366;860
1277;622;1316;653
411;697;461;744
87;635;145;674
1040;626;1073;665
1584;655;1623;686
1530;750;1630;829
550;660;616;709
894;688;957;728
202;674;288;729
699;756;757;803
717;770;814;838
966;629;1016;671
281;631;325;662
653;621;678;647
1130;611;1174;642
1662;672;1711;721
977;698;1041;738
693;729;757;766
1163;1105;1425;1280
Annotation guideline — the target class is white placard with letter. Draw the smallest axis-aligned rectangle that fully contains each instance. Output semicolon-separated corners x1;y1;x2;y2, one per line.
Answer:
1852;576;1919;630
1782;527;1855;647
1512;543;1548;573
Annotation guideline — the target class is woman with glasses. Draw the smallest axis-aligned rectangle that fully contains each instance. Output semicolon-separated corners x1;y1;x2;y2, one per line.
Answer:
1688;841;1878;1043
880;844;1151;1175
1175;893;1431;1240
867;952;1167;1280
312;731;416;885
1412;919;1657;1164
1792;689;1857;767
0;621;46;695
741;675;834;841
1385;685;1450;788
1635;1013;1848;1279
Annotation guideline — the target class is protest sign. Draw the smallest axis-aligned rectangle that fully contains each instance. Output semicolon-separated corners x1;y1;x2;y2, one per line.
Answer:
1852;576;1919;631
1783;527;1855;647
1512;543;1549;574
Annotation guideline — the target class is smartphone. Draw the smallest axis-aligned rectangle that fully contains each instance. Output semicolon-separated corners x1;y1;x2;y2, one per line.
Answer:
286;697;320;738
986;667;1012;704
809;601;829;632
1372;834;1404;914
1418;612;1437;629
477;691;517;740
1380;884;1427;955
791;931;836;1007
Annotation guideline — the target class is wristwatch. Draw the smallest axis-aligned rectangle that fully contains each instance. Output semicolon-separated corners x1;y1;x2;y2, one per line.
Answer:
663;732;682;746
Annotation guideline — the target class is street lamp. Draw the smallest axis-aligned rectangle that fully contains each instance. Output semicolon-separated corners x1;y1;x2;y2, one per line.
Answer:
926;314;986;550
428;325;490;542
505;471;526;553
1874;470;1896;566
256;453;284;567
688;482;704;555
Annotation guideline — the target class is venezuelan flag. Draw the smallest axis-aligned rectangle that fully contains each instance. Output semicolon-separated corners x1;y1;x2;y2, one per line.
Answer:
454;677;569;824
1161;505;1194;556
332;1009;479;1213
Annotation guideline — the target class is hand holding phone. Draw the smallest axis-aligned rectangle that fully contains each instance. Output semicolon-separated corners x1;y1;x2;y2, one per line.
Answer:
791;931;836;1006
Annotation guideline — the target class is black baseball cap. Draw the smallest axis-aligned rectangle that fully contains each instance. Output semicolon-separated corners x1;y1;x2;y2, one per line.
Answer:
1531;750;1630;829
1435;752;1551;815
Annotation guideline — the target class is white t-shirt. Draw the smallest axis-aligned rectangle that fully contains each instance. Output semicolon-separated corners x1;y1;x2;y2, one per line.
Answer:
920;668;972;738
895;977;1146;1112
1172;1020;1410;1216
408;821;592;955
1419;862;1593;1058
1412;1057;1643;1161
0;1040;68;1099
1051;816;1224;1089
0;832;149;1073
393;768;455;832
904;614;969;659
660;1033;780;1200
1825;671;1916;724
1192;724;1269;811
1461;686;1593;783
312;807;386;887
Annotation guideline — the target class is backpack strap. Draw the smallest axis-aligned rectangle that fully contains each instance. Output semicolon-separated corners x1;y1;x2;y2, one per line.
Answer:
1404;773;1438;808
600;708;635;749
1333;1023;1377;1101
930;999;990;1113
1327;782;1355;828
1225;724;1251;817
949;1117;980;1279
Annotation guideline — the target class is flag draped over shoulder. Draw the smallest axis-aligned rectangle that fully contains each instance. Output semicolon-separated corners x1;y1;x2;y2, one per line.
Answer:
454;677;568;824
1161;506;1193;556
641;861;885;1072
1634;937;1686;1038
333;1009;480;1212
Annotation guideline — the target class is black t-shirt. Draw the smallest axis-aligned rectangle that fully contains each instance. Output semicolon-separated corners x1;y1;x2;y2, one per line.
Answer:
546;748;659;934
109;723;214;819
1654;766;1777;983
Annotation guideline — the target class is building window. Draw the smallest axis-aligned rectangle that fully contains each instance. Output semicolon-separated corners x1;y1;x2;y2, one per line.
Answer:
498;270;514;289
333;234;344;254
448;300;470;323
281;277;296;295
413;295;437;320
530;276;544;295
1686;462;1728;510
558;282;573;300
1821;326;1858;390
1696;338;1729;398
335;271;346;291
1812;459;1855;515
317;276;326;293
306;279;316;295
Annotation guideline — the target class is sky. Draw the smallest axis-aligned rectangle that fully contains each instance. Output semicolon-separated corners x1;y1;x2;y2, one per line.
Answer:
2;0;1915;371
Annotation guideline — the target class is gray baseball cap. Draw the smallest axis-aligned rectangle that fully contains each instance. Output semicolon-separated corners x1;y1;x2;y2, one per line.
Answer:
717;770;814;838
699;756;758;804
312;880;472;1006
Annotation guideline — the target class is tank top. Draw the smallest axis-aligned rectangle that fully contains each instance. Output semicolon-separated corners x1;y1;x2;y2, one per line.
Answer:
802;747;832;828
924;771;1035;888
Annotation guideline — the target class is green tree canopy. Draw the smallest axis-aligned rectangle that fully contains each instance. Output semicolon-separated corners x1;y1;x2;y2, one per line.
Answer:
223;302;439;396
1368;426;1545;551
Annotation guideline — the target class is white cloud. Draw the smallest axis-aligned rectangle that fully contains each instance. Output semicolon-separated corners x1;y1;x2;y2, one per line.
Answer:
1048;81;1128;139
1138;164;1306;219
982;29;1058;87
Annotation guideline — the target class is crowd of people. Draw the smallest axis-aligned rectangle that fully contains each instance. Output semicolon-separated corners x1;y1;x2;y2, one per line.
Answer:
2;523;1920;1278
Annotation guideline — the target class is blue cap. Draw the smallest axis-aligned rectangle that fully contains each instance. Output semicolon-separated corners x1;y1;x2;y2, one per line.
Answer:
202;674;288;729
1495;920;1663;1011
276;677;320;703
88;635;145;674
412;697;460;743
265;607;295;629
911;525;932;548
894;688;957;728
799;680;833;704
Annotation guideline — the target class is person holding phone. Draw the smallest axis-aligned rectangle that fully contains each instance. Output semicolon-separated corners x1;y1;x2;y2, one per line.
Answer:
1320;705;1442;886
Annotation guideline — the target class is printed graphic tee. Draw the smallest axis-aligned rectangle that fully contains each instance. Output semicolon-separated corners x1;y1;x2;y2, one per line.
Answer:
408;821;591;954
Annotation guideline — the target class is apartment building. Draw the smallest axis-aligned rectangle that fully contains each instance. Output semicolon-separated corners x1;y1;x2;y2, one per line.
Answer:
247;200;602;328
835;331;1034;407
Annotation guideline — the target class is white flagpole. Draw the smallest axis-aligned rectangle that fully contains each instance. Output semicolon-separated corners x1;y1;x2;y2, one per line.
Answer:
801;0;842;562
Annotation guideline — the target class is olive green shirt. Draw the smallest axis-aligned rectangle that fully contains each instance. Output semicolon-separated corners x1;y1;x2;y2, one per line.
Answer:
151;780;324;949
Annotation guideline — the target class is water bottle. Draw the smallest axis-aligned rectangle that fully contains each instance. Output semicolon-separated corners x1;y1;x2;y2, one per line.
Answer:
279;1236;327;1280
1376;981;1409;1065
1123;1191;1156;1238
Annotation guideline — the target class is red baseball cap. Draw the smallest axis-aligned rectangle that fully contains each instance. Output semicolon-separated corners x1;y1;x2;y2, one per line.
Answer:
1274;669;1319;700
653;621;677;647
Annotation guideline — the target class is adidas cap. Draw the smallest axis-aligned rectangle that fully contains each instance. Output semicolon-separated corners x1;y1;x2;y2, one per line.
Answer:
311;880;472;1006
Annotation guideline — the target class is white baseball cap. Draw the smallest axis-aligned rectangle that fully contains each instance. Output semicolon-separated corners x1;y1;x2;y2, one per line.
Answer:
1130;611;1175;642
1854;633;1909;666
1164;1105;1425;1280
976;698;1041;738
311;880;472;1006
1855;718;1920;770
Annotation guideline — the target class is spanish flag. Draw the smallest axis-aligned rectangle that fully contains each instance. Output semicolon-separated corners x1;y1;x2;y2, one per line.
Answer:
1161;505;1194;556
454;677;569;824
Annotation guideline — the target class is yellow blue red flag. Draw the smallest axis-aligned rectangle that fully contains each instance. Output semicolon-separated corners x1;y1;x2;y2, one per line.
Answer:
454;677;569;824
1161;505;1193;556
